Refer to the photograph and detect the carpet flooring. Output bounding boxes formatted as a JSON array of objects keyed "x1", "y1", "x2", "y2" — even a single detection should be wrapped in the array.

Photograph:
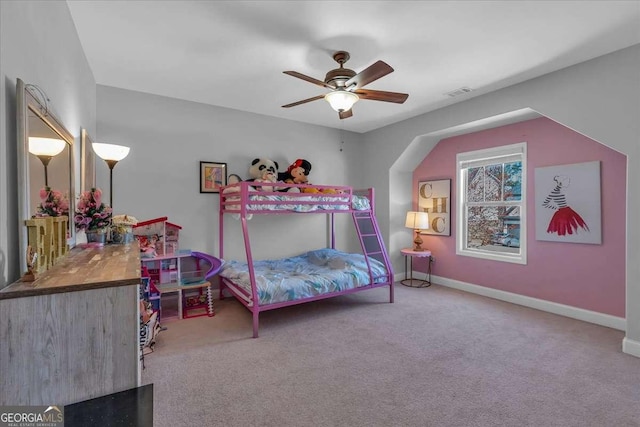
[{"x1": 142, "y1": 284, "x2": 640, "y2": 427}]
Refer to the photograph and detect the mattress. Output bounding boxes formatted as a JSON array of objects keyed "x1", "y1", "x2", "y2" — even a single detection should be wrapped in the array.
[
  {"x1": 219, "y1": 248, "x2": 388, "y2": 305},
  {"x1": 245, "y1": 193, "x2": 371, "y2": 212}
]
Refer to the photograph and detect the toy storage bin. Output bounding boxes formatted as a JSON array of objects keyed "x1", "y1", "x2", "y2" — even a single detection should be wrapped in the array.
[
  {"x1": 139, "y1": 251, "x2": 223, "y2": 321},
  {"x1": 179, "y1": 256, "x2": 207, "y2": 285}
]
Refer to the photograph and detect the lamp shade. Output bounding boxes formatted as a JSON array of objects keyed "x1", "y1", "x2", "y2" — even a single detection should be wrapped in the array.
[
  {"x1": 28, "y1": 137, "x2": 66, "y2": 157},
  {"x1": 324, "y1": 90, "x2": 359, "y2": 112},
  {"x1": 92, "y1": 143, "x2": 130, "y2": 161},
  {"x1": 405, "y1": 211, "x2": 429, "y2": 230}
]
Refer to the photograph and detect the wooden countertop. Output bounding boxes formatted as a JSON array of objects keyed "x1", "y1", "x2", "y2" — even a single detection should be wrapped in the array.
[{"x1": 0, "y1": 244, "x2": 141, "y2": 300}]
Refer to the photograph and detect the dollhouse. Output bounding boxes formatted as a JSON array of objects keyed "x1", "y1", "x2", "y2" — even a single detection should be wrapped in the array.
[{"x1": 132, "y1": 216, "x2": 182, "y2": 256}]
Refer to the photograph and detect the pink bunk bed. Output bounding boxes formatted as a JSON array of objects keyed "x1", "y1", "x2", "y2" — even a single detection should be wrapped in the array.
[{"x1": 218, "y1": 181, "x2": 394, "y2": 337}]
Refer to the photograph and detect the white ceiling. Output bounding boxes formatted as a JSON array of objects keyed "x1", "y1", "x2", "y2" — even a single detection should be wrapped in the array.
[{"x1": 66, "y1": 1, "x2": 640, "y2": 134}]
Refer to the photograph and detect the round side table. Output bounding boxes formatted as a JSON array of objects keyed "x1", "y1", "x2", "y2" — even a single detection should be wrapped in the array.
[{"x1": 400, "y1": 248, "x2": 432, "y2": 288}]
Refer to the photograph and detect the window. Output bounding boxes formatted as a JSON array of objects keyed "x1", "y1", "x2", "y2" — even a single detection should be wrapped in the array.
[{"x1": 456, "y1": 143, "x2": 527, "y2": 264}]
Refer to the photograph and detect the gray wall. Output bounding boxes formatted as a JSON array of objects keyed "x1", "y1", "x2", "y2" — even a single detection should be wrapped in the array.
[
  {"x1": 96, "y1": 86, "x2": 365, "y2": 261},
  {"x1": 0, "y1": 0, "x2": 96, "y2": 287}
]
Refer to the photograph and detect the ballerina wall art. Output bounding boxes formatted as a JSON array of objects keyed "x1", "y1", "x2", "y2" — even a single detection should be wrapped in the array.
[{"x1": 534, "y1": 160, "x2": 601, "y2": 244}]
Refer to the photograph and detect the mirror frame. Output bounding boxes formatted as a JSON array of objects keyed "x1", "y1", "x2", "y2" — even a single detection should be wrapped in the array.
[
  {"x1": 80, "y1": 128, "x2": 96, "y2": 193},
  {"x1": 17, "y1": 78, "x2": 76, "y2": 274}
]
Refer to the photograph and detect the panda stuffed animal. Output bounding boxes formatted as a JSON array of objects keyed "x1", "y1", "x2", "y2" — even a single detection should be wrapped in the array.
[
  {"x1": 247, "y1": 158, "x2": 298, "y2": 192},
  {"x1": 246, "y1": 158, "x2": 279, "y2": 191},
  {"x1": 248, "y1": 158, "x2": 278, "y2": 181}
]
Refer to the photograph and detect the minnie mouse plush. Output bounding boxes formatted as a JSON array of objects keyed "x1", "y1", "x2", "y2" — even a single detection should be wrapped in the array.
[
  {"x1": 282, "y1": 158, "x2": 342, "y2": 194},
  {"x1": 282, "y1": 159, "x2": 312, "y2": 185}
]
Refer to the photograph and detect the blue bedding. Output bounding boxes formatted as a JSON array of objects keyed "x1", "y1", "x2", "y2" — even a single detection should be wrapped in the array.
[{"x1": 219, "y1": 248, "x2": 388, "y2": 305}]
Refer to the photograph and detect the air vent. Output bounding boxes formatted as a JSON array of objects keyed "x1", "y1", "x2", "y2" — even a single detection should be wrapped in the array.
[{"x1": 445, "y1": 87, "x2": 473, "y2": 98}]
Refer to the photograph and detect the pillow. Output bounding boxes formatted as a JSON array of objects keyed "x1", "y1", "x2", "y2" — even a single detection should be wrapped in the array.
[
  {"x1": 327, "y1": 257, "x2": 346, "y2": 270},
  {"x1": 307, "y1": 251, "x2": 324, "y2": 266},
  {"x1": 307, "y1": 250, "x2": 346, "y2": 269}
]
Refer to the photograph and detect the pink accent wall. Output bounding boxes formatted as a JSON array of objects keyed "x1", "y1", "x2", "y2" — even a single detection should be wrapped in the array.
[{"x1": 413, "y1": 117, "x2": 627, "y2": 317}]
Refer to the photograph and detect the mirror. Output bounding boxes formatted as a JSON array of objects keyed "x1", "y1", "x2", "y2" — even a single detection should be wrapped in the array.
[
  {"x1": 17, "y1": 78, "x2": 75, "y2": 274},
  {"x1": 81, "y1": 128, "x2": 96, "y2": 193}
]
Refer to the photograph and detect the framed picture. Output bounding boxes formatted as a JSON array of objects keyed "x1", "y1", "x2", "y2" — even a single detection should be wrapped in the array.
[
  {"x1": 534, "y1": 160, "x2": 601, "y2": 244},
  {"x1": 199, "y1": 161, "x2": 227, "y2": 193},
  {"x1": 418, "y1": 179, "x2": 451, "y2": 236}
]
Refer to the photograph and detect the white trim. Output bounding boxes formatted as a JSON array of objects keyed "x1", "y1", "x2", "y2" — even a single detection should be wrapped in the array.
[
  {"x1": 406, "y1": 272, "x2": 626, "y2": 331},
  {"x1": 394, "y1": 272, "x2": 406, "y2": 283},
  {"x1": 460, "y1": 154, "x2": 523, "y2": 169},
  {"x1": 457, "y1": 143, "x2": 527, "y2": 164},
  {"x1": 622, "y1": 338, "x2": 640, "y2": 358},
  {"x1": 456, "y1": 142, "x2": 527, "y2": 265},
  {"x1": 454, "y1": 248, "x2": 525, "y2": 265}
]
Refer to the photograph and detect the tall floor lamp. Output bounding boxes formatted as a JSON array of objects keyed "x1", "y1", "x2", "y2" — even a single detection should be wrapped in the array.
[
  {"x1": 92, "y1": 143, "x2": 130, "y2": 209},
  {"x1": 405, "y1": 211, "x2": 430, "y2": 251},
  {"x1": 28, "y1": 137, "x2": 66, "y2": 186}
]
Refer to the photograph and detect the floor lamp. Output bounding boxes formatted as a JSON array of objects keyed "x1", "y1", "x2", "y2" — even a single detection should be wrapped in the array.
[
  {"x1": 92, "y1": 143, "x2": 130, "y2": 209},
  {"x1": 28, "y1": 137, "x2": 66, "y2": 187}
]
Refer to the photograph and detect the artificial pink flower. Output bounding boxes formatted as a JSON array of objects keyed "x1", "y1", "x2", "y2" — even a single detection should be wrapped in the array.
[
  {"x1": 36, "y1": 187, "x2": 69, "y2": 218},
  {"x1": 40, "y1": 187, "x2": 50, "y2": 201},
  {"x1": 74, "y1": 187, "x2": 111, "y2": 231},
  {"x1": 92, "y1": 188, "x2": 102, "y2": 206}
]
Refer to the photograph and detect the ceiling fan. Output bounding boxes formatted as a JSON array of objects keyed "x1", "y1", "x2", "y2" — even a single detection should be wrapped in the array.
[{"x1": 282, "y1": 51, "x2": 409, "y2": 119}]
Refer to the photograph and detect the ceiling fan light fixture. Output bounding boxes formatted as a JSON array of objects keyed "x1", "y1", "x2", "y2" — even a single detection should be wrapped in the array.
[
  {"x1": 283, "y1": 51, "x2": 405, "y2": 119},
  {"x1": 324, "y1": 90, "x2": 359, "y2": 112}
]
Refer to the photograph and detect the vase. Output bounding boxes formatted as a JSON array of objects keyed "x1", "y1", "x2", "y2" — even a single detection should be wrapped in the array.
[
  {"x1": 86, "y1": 229, "x2": 107, "y2": 244},
  {"x1": 111, "y1": 226, "x2": 134, "y2": 245}
]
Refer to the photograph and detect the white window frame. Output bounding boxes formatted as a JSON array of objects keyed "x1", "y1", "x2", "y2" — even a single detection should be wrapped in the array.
[{"x1": 456, "y1": 142, "x2": 527, "y2": 264}]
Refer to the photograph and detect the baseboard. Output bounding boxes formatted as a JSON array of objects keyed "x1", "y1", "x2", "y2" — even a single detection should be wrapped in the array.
[
  {"x1": 622, "y1": 337, "x2": 640, "y2": 358},
  {"x1": 402, "y1": 271, "x2": 626, "y2": 331},
  {"x1": 393, "y1": 272, "x2": 406, "y2": 283}
]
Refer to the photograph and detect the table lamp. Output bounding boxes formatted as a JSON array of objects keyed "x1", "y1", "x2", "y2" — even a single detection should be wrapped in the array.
[
  {"x1": 405, "y1": 211, "x2": 429, "y2": 251},
  {"x1": 92, "y1": 143, "x2": 130, "y2": 209},
  {"x1": 28, "y1": 137, "x2": 66, "y2": 186}
]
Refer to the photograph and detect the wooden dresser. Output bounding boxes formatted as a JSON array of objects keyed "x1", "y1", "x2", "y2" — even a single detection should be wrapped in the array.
[{"x1": 0, "y1": 244, "x2": 141, "y2": 406}]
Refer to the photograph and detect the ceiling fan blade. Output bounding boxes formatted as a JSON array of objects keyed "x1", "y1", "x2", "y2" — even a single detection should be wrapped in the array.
[
  {"x1": 339, "y1": 109, "x2": 353, "y2": 120},
  {"x1": 282, "y1": 94, "x2": 325, "y2": 108},
  {"x1": 354, "y1": 89, "x2": 408, "y2": 104},
  {"x1": 283, "y1": 71, "x2": 336, "y2": 89},
  {"x1": 345, "y1": 61, "x2": 394, "y2": 89}
]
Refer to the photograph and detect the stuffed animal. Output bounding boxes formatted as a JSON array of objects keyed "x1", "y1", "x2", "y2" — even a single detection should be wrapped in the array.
[
  {"x1": 281, "y1": 158, "x2": 315, "y2": 193},
  {"x1": 282, "y1": 158, "x2": 341, "y2": 194},
  {"x1": 253, "y1": 166, "x2": 278, "y2": 192},
  {"x1": 221, "y1": 173, "x2": 254, "y2": 220},
  {"x1": 248, "y1": 158, "x2": 305, "y2": 192},
  {"x1": 248, "y1": 158, "x2": 279, "y2": 182},
  {"x1": 228, "y1": 174, "x2": 242, "y2": 185},
  {"x1": 247, "y1": 158, "x2": 281, "y2": 192},
  {"x1": 228, "y1": 158, "x2": 302, "y2": 192},
  {"x1": 282, "y1": 159, "x2": 312, "y2": 185}
]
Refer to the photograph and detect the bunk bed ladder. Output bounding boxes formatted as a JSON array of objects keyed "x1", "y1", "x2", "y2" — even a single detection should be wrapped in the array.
[{"x1": 352, "y1": 211, "x2": 394, "y2": 303}]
